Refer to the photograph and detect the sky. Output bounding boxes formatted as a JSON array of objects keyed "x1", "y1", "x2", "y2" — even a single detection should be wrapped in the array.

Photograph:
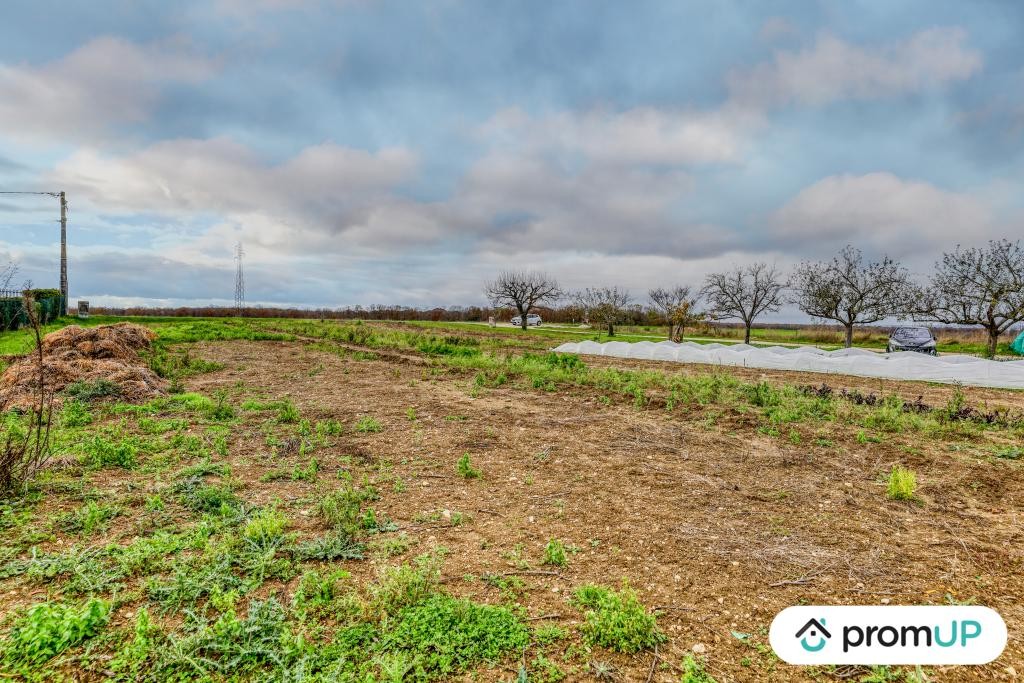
[{"x1": 0, "y1": 0, "x2": 1022, "y2": 313}]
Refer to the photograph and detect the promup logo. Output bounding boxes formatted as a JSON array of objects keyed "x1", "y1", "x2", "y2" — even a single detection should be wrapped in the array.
[
  {"x1": 770, "y1": 606, "x2": 1006, "y2": 665},
  {"x1": 795, "y1": 618, "x2": 831, "y2": 652}
]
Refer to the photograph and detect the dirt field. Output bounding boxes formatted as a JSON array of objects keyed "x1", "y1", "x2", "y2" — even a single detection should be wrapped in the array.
[
  {"x1": 2, "y1": 323, "x2": 1022, "y2": 682},
  {"x1": 188, "y1": 337, "x2": 1022, "y2": 681}
]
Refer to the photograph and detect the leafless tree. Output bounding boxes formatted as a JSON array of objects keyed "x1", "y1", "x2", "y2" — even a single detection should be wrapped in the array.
[
  {"x1": 701, "y1": 263, "x2": 786, "y2": 344},
  {"x1": 911, "y1": 239, "x2": 1024, "y2": 358},
  {"x1": 0, "y1": 261, "x2": 18, "y2": 293},
  {"x1": 791, "y1": 246, "x2": 912, "y2": 348},
  {"x1": 648, "y1": 286, "x2": 704, "y2": 341},
  {"x1": 484, "y1": 270, "x2": 561, "y2": 331},
  {"x1": 576, "y1": 286, "x2": 632, "y2": 336}
]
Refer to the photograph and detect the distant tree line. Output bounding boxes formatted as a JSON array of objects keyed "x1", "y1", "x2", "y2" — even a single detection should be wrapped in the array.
[{"x1": 483, "y1": 239, "x2": 1024, "y2": 357}]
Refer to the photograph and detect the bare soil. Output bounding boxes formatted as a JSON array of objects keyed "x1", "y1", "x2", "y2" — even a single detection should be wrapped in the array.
[{"x1": 174, "y1": 339, "x2": 1024, "y2": 682}]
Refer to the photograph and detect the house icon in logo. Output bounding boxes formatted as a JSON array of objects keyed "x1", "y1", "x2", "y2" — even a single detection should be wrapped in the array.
[{"x1": 796, "y1": 618, "x2": 831, "y2": 652}]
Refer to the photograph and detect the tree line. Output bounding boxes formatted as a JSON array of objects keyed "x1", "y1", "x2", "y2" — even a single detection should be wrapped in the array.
[{"x1": 484, "y1": 239, "x2": 1024, "y2": 357}]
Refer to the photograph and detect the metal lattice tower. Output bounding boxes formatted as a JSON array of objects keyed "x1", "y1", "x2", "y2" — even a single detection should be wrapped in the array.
[{"x1": 233, "y1": 242, "x2": 245, "y2": 316}]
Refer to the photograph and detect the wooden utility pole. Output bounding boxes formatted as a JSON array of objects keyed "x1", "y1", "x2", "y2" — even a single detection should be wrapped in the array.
[{"x1": 59, "y1": 191, "x2": 68, "y2": 307}]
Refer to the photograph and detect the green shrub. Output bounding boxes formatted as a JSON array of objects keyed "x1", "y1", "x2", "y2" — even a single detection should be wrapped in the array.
[
  {"x1": 456, "y1": 453, "x2": 480, "y2": 479},
  {"x1": 571, "y1": 583, "x2": 665, "y2": 653},
  {"x1": 1, "y1": 598, "x2": 110, "y2": 667},
  {"x1": 887, "y1": 466, "x2": 918, "y2": 501}
]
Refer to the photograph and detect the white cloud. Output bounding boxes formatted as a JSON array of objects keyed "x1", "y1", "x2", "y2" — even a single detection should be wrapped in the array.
[
  {"x1": 0, "y1": 37, "x2": 215, "y2": 142},
  {"x1": 770, "y1": 172, "x2": 996, "y2": 261},
  {"x1": 481, "y1": 106, "x2": 749, "y2": 166},
  {"x1": 728, "y1": 27, "x2": 982, "y2": 107},
  {"x1": 49, "y1": 138, "x2": 420, "y2": 255}
]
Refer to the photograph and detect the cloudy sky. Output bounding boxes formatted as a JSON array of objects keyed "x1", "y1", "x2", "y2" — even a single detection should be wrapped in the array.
[{"x1": 0, "y1": 0, "x2": 1022, "y2": 311}]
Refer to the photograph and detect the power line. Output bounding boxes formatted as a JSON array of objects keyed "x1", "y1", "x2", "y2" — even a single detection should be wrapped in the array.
[{"x1": 234, "y1": 242, "x2": 245, "y2": 317}]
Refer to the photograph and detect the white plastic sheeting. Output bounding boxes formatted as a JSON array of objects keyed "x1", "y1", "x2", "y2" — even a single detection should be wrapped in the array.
[{"x1": 551, "y1": 340, "x2": 1024, "y2": 389}]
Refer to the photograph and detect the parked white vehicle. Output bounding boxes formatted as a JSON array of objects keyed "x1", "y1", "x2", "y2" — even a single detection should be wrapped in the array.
[{"x1": 510, "y1": 313, "x2": 542, "y2": 327}]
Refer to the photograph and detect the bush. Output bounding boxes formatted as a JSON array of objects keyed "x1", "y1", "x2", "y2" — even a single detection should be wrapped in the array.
[{"x1": 571, "y1": 583, "x2": 665, "y2": 653}]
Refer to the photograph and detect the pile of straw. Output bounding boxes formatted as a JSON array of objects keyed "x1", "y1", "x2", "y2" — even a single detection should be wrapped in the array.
[{"x1": 0, "y1": 323, "x2": 167, "y2": 409}]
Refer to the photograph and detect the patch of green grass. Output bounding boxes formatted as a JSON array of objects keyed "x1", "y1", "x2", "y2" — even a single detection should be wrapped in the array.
[
  {"x1": 887, "y1": 466, "x2": 918, "y2": 501},
  {"x1": 571, "y1": 582, "x2": 665, "y2": 653},
  {"x1": 456, "y1": 453, "x2": 480, "y2": 479},
  {"x1": 1, "y1": 598, "x2": 110, "y2": 668}
]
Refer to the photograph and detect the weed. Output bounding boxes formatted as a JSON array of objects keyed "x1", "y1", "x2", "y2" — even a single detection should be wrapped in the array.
[
  {"x1": 995, "y1": 446, "x2": 1023, "y2": 460},
  {"x1": 529, "y1": 653, "x2": 566, "y2": 683},
  {"x1": 206, "y1": 390, "x2": 236, "y2": 421},
  {"x1": 60, "y1": 400, "x2": 93, "y2": 428},
  {"x1": 365, "y1": 550, "x2": 445, "y2": 621},
  {"x1": 64, "y1": 378, "x2": 120, "y2": 402},
  {"x1": 292, "y1": 531, "x2": 365, "y2": 561},
  {"x1": 291, "y1": 458, "x2": 319, "y2": 482},
  {"x1": 292, "y1": 568, "x2": 351, "y2": 616},
  {"x1": 276, "y1": 399, "x2": 300, "y2": 423},
  {"x1": 543, "y1": 538, "x2": 569, "y2": 568},
  {"x1": 368, "y1": 532, "x2": 414, "y2": 558},
  {"x1": 533, "y1": 624, "x2": 568, "y2": 646},
  {"x1": 355, "y1": 416, "x2": 383, "y2": 433},
  {"x1": 80, "y1": 434, "x2": 137, "y2": 469},
  {"x1": 57, "y1": 500, "x2": 121, "y2": 536},
  {"x1": 385, "y1": 593, "x2": 529, "y2": 677},
  {"x1": 680, "y1": 654, "x2": 718, "y2": 683},
  {"x1": 406, "y1": 407, "x2": 417, "y2": 421},
  {"x1": 571, "y1": 582, "x2": 665, "y2": 653},
  {"x1": 1, "y1": 598, "x2": 110, "y2": 668},
  {"x1": 456, "y1": 452, "x2": 481, "y2": 479},
  {"x1": 887, "y1": 466, "x2": 918, "y2": 501}
]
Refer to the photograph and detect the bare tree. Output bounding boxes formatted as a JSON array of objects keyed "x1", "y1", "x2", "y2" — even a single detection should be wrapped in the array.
[
  {"x1": 0, "y1": 260, "x2": 18, "y2": 293},
  {"x1": 701, "y1": 263, "x2": 786, "y2": 344},
  {"x1": 791, "y1": 246, "x2": 912, "y2": 348},
  {"x1": 648, "y1": 286, "x2": 704, "y2": 341},
  {"x1": 576, "y1": 286, "x2": 632, "y2": 336},
  {"x1": 911, "y1": 239, "x2": 1024, "y2": 358},
  {"x1": 484, "y1": 270, "x2": 561, "y2": 331}
]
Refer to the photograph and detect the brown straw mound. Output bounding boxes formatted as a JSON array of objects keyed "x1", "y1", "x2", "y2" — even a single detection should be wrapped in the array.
[{"x1": 0, "y1": 323, "x2": 168, "y2": 409}]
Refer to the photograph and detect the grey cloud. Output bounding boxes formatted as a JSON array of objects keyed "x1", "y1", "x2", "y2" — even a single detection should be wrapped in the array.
[
  {"x1": 728, "y1": 28, "x2": 982, "y2": 108},
  {"x1": 0, "y1": 37, "x2": 215, "y2": 142}
]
